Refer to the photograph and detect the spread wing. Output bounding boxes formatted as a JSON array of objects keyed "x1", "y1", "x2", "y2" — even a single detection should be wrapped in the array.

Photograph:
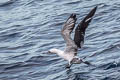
[
  {"x1": 74, "y1": 6, "x2": 97, "y2": 48},
  {"x1": 61, "y1": 14, "x2": 77, "y2": 53}
]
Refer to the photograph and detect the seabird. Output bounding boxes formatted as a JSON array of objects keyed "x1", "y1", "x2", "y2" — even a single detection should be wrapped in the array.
[{"x1": 48, "y1": 6, "x2": 97, "y2": 68}]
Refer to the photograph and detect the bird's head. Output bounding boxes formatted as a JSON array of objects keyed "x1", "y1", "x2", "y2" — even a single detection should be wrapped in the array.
[
  {"x1": 71, "y1": 56, "x2": 92, "y2": 66},
  {"x1": 71, "y1": 57, "x2": 83, "y2": 64}
]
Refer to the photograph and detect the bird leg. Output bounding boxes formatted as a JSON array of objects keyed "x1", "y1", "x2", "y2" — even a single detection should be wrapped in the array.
[{"x1": 65, "y1": 62, "x2": 72, "y2": 68}]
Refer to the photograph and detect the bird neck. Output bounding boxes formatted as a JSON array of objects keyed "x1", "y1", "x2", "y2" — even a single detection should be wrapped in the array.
[{"x1": 71, "y1": 56, "x2": 82, "y2": 64}]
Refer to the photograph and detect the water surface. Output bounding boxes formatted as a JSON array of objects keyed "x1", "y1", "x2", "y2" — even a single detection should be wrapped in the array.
[{"x1": 0, "y1": 0, "x2": 120, "y2": 80}]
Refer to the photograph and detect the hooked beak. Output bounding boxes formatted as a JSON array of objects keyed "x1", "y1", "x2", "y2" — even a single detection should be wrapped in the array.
[
  {"x1": 82, "y1": 60, "x2": 92, "y2": 65},
  {"x1": 80, "y1": 59, "x2": 94, "y2": 66}
]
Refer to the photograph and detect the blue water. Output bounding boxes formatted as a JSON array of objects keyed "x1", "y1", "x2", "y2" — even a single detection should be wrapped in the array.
[{"x1": 0, "y1": 0, "x2": 120, "y2": 80}]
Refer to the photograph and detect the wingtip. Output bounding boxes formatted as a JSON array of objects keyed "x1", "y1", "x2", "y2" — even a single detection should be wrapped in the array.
[
  {"x1": 95, "y1": 5, "x2": 98, "y2": 9},
  {"x1": 84, "y1": 5, "x2": 98, "y2": 20},
  {"x1": 70, "y1": 13, "x2": 76, "y2": 19},
  {"x1": 92, "y1": 6, "x2": 98, "y2": 12}
]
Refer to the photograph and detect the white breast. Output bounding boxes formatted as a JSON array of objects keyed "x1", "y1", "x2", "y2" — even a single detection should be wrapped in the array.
[{"x1": 57, "y1": 52, "x2": 74, "y2": 62}]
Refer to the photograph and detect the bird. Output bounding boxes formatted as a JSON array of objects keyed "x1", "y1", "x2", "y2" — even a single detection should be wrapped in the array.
[{"x1": 48, "y1": 6, "x2": 97, "y2": 68}]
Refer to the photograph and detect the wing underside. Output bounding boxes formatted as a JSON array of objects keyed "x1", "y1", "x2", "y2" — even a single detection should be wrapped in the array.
[{"x1": 61, "y1": 14, "x2": 77, "y2": 53}]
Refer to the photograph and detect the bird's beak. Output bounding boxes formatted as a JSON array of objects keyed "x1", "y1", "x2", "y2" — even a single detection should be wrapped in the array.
[
  {"x1": 81, "y1": 59, "x2": 94, "y2": 66},
  {"x1": 83, "y1": 61, "x2": 92, "y2": 65}
]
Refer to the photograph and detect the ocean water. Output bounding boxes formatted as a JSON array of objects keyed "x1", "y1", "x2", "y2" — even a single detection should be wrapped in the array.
[{"x1": 0, "y1": 0, "x2": 120, "y2": 80}]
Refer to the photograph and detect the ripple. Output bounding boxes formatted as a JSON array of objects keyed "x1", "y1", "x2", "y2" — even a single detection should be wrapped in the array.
[
  {"x1": 0, "y1": 0, "x2": 120, "y2": 80},
  {"x1": 0, "y1": 0, "x2": 15, "y2": 7}
]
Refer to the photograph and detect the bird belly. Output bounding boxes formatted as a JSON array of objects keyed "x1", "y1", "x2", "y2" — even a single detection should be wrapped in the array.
[
  {"x1": 57, "y1": 52, "x2": 74, "y2": 62},
  {"x1": 62, "y1": 53, "x2": 74, "y2": 62}
]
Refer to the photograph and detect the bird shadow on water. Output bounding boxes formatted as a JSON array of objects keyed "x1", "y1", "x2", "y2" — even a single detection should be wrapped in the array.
[{"x1": 65, "y1": 68, "x2": 91, "y2": 80}]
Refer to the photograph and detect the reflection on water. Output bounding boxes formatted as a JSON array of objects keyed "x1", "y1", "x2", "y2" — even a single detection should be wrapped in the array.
[{"x1": 0, "y1": 0, "x2": 120, "y2": 80}]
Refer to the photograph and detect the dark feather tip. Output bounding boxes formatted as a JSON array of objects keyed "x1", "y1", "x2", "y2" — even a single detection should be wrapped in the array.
[{"x1": 70, "y1": 13, "x2": 76, "y2": 19}]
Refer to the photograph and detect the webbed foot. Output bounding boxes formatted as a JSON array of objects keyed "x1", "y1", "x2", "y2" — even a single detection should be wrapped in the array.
[
  {"x1": 65, "y1": 64, "x2": 71, "y2": 68},
  {"x1": 65, "y1": 62, "x2": 73, "y2": 69}
]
